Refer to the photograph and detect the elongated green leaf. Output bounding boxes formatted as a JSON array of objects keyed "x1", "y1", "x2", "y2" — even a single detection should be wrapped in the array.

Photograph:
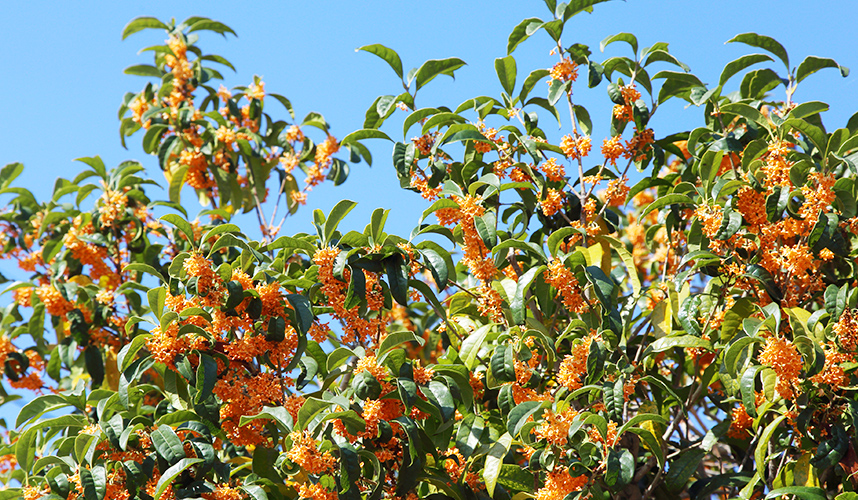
[
  {"x1": 155, "y1": 458, "x2": 203, "y2": 500},
  {"x1": 507, "y1": 18, "x2": 543, "y2": 54},
  {"x1": 649, "y1": 335, "x2": 711, "y2": 353},
  {"x1": 151, "y1": 426, "x2": 185, "y2": 465},
  {"x1": 296, "y1": 397, "x2": 330, "y2": 430},
  {"x1": 341, "y1": 129, "x2": 393, "y2": 145},
  {"x1": 756, "y1": 415, "x2": 787, "y2": 481},
  {"x1": 459, "y1": 324, "x2": 490, "y2": 369},
  {"x1": 160, "y1": 214, "x2": 196, "y2": 248},
  {"x1": 796, "y1": 56, "x2": 849, "y2": 83},
  {"x1": 511, "y1": 266, "x2": 543, "y2": 325},
  {"x1": 122, "y1": 17, "x2": 169, "y2": 39},
  {"x1": 666, "y1": 448, "x2": 706, "y2": 491},
  {"x1": 640, "y1": 194, "x2": 696, "y2": 220},
  {"x1": 324, "y1": 199, "x2": 358, "y2": 245},
  {"x1": 601, "y1": 32, "x2": 638, "y2": 55},
  {"x1": 495, "y1": 55, "x2": 517, "y2": 95},
  {"x1": 764, "y1": 487, "x2": 827, "y2": 500},
  {"x1": 726, "y1": 33, "x2": 789, "y2": 69},
  {"x1": 484, "y1": 432, "x2": 513, "y2": 496},
  {"x1": 507, "y1": 401, "x2": 544, "y2": 437},
  {"x1": 719, "y1": 54, "x2": 772, "y2": 86},
  {"x1": 415, "y1": 58, "x2": 467, "y2": 91},
  {"x1": 357, "y1": 44, "x2": 404, "y2": 79}
]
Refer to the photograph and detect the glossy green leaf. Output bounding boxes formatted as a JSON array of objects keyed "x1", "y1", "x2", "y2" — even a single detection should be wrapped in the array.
[
  {"x1": 495, "y1": 55, "x2": 517, "y2": 95},
  {"x1": 122, "y1": 17, "x2": 169, "y2": 39},
  {"x1": 484, "y1": 432, "x2": 512, "y2": 496},
  {"x1": 727, "y1": 33, "x2": 789, "y2": 69},
  {"x1": 357, "y1": 44, "x2": 404, "y2": 79},
  {"x1": 796, "y1": 55, "x2": 849, "y2": 84},
  {"x1": 719, "y1": 54, "x2": 773, "y2": 87},
  {"x1": 154, "y1": 458, "x2": 203, "y2": 500},
  {"x1": 415, "y1": 57, "x2": 467, "y2": 91}
]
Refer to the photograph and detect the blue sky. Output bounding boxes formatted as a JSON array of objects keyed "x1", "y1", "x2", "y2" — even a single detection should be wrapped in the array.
[{"x1": 1, "y1": 0, "x2": 856, "y2": 243}]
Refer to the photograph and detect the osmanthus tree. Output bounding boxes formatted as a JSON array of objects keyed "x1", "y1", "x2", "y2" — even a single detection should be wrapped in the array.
[{"x1": 1, "y1": 1, "x2": 858, "y2": 499}]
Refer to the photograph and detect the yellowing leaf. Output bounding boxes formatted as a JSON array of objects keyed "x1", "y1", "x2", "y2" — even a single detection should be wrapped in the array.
[{"x1": 652, "y1": 301, "x2": 672, "y2": 338}]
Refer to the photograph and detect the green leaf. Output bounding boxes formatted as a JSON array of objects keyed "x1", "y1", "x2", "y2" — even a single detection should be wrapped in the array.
[
  {"x1": 507, "y1": 18, "x2": 543, "y2": 55},
  {"x1": 187, "y1": 19, "x2": 237, "y2": 37},
  {"x1": 296, "y1": 397, "x2": 330, "y2": 431},
  {"x1": 124, "y1": 64, "x2": 162, "y2": 77},
  {"x1": 756, "y1": 415, "x2": 787, "y2": 481},
  {"x1": 154, "y1": 458, "x2": 204, "y2": 500},
  {"x1": 422, "y1": 380, "x2": 455, "y2": 421},
  {"x1": 147, "y1": 286, "x2": 166, "y2": 320},
  {"x1": 385, "y1": 253, "x2": 410, "y2": 306},
  {"x1": 665, "y1": 448, "x2": 706, "y2": 491},
  {"x1": 765, "y1": 487, "x2": 828, "y2": 500},
  {"x1": 511, "y1": 266, "x2": 543, "y2": 325},
  {"x1": 379, "y1": 330, "x2": 425, "y2": 359},
  {"x1": 796, "y1": 56, "x2": 849, "y2": 84},
  {"x1": 459, "y1": 324, "x2": 490, "y2": 369},
  {"x1": 122, "y1": 16, "x2": 169, "y2": 39},
  {"x1": 117, "y1": 334, "x2": 152, "y2": 372},
  {"x1": 547, "y1": 79, "x2": 569, "y2": 106},
  {"x1": 726, "y1": 33, "x2": 789, "y2": 70},
  {"x1": 507, "y1": 401, "x2": 545, "y2": 437},
  {"x1": 605, "y1": 448, "x2": 635, "y2": 488},
  {"x1": 15, "y1": 394, "x2": 70, "y2": 428},
  {"x1": 415, "y1": 57, "x2": 467, "y2": 91},
  {"x1": 495, "y1": 55, "x2": 517, "y2": 95},
  {"x1": 787, "y1": 101, "x2": 829, "y2": 120},
  {"x1": 357, "y1": 44, "x2": 404, "y2": 79},
  {"x1": 80, "y1": 466, "x2": 107, "y2": 500},
  {"x1": 341, "y1": 129, "x2": 393, "y2": 145},
  {"x1": 151, "y1": 425, "x2": 186, "y2": 465},
  {"x1": 639, "y1": 194, "x2": 696, "y2": 221},
  {"x1": 782, "y1": 118, "x2": 827, "y2": 153},
  {"x1": 599, "y1": 236, "x2": 641, "y2": 296},
  {"x1": 600, "y1": 32, "x2": 638, "y2": 55},
  {"x1": 484, "y1": 432, "x2": 513, "y2": 496},
  {"x1": 324, "y1": 199, "x2": 358, "y2": 245},
  {"x1": 160, "y1": 214, "x2": 197, "y2": 248},
  {"x1": 719, "y1": 54, "x2": 773, "y2": 87},
  {"x1": 649, "y1": 335, "x2": 711, "y2": 353},
  {"x1": 720, "y1": 102, "x2": 770, "y2": 131}
]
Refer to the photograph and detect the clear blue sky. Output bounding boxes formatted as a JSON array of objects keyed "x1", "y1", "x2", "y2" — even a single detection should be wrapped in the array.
[{"x1": 1, "y1": 1, "x2": 856, "y2": 242}]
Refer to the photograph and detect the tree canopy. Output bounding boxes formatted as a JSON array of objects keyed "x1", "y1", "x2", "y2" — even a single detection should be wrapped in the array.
[{"x1": 1, "y1": 2, "x2": 857, "y2": 500}]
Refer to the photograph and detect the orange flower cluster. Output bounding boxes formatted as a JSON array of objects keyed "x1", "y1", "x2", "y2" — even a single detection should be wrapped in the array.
[
  {"x1": 760, "y1": 139, "x2": 794, "y2": 187},
  {"x1": 215, "y1": 370, "x2": 286, "y2": 446},
  {"x1": 409, "y1": 168, "x2": 442, "y2": 200},
  {"x1": 833, "y1": 308, "x2": 858, "y2": 352},
  {"x1": 560, "y1": 134, "x2": 592, "y2": 161},
  {"x1": 726, "y1": 404, "x2": 754, "y2": 439},
  {"x1": 286, "y1": 431, "x2": 337, "y2": 474},
  {"x1": 540, "y1": 189, "x2": 565, "y2": 217},
  {"x1": 298, "y1": 483, "x2": 338, "y2": 500},
  {"x1": 313, "y1": 247, "x2": 390, "y2": 345},
  {"x1": 695, "y1": 204, "x2": 724, "y2": 239},
  {"x1": 601, "y1": 136, "x2": 625, "y2": 166},
  {"x1": 758, "y1": 336, "x2": 802, "y2": 399},
  {"x1": 535, "y1": 469, "x2": 588, "y2": 500},
  {"x1": 184, "y1": 253, "x2": 224, "y2": 305},
  {"x1": 535, "y1": 408, "x2": 578, "y2": 446},
  {"x1": 306, "y1": 135, "x2": 340, "y2": 186},
  {"x1": 63, "y1": 215, "x2": 118, "y2": 289},
  {"x1": 543, "y1": 260, "x2": 589, "y2": 314},
  {"x1": 539, "y1": 157, "x2": 565, "y2": 182},
  {"x1": 549, "y1": 57, "x2": 579, "y2": 83},
  {"x1": 611, "y1": 84, "x2": 641, "y2": 123},
  {"x1": 623, "y1": 128, "x2": 654, "y2": 162},
  {"x1": 558, "y1": 331, "x2": 600, "y2": 391},
  {"x1": 604, "y1": 176, "x2": 630, "y2": 206}
]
